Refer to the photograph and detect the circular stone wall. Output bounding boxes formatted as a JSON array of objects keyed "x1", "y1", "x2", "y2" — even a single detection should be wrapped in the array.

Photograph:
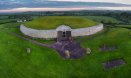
[{"x1": 20, "y1": 24, "x2": 104, "y2": 39}]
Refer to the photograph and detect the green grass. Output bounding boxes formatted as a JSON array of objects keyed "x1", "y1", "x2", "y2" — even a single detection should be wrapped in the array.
[
  {"x1": 0, "y1": 16, "x2": 16, "y2": 24},
  {"x1": 0, "y1": 19, "x2": 16, "y2": 24},
  {"x1": 0, "y1": 16, "x2": 8, "y2": 20},
  {"x1": 84, "y1": 16, "x2": 123, "y2": 24},
  {"x1": 115, "y1": 25, "x2": 131, "y2": 28},
  {"x1": 0, "y1": 21, "x2": 131, "y2": 78},
  {"x1": 24, "y1": 16, "x2": 99, "y2": 29}
]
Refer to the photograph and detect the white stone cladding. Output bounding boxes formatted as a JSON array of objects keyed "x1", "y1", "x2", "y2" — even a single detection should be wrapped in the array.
[
  {"x1": 72, "y1": 24, "x2": 103, "y2": 37},
  {"x1": 20, "y1": 24, "x2": 103, "y2": 39},
  {"x1": 20, "y1": 25, "x2": 57, "y2": 38}
]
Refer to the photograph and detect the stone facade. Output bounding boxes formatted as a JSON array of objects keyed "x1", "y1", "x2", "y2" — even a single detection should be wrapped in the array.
[
  {"x1": 72, "y1": 24, "x2": 103, "y2": 37},
  {"x1": 20, "y1": 24, "x2": 103, "y2": 39}
]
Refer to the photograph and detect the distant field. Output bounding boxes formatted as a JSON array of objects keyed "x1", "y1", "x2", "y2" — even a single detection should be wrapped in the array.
[
  {"x1": 116, "y1": 25, "x2": 131, "y2": 28},
  {"x1": 0, "y1": 16, "x2": 16, "y2": 24},
  {"x1": 0, "y1": 19, "x2": 16, "y2": 24},
  {"x1": 0, "y1": 15, "x2": 8, "y2": 20},
  {"x1": 84, "y1": 16, "x2": 123, "y2": 24},
  {"x1": 25, "y1": 16, "x2": 99, "y2": 29}
]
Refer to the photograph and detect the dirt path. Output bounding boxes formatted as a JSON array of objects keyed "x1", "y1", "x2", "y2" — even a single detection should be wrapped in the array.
[{"x1": 9, "y1": 32, "x2": 52, "y2": 48}]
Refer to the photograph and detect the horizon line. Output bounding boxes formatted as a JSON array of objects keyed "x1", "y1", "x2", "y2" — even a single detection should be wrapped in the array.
[{"x1": 0, "y1": 7, "x2": 131, "y2": 13}]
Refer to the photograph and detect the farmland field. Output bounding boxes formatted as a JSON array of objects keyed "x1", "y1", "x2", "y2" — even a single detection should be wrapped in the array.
[{"x1": 84, "y1": 16, "x2": 123, "y2": 24}]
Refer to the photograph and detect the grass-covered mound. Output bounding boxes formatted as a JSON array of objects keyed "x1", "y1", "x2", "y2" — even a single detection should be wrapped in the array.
[{"x1": 24, "y1": 16, "x2": 98, "y2": 29}]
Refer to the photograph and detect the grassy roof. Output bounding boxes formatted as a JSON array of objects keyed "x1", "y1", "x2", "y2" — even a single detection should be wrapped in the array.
[{"x1": 24, "y1": 16, "x2": 99, "y2": 30}]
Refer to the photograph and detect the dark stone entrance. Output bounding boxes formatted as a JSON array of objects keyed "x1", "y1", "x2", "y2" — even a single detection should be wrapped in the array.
[
  {"x1": 57, "y1": 31, "x2": 71, "y2": 41},
  {"x1": 54, "y1": 25, "x2": 86, "y2": 59}
]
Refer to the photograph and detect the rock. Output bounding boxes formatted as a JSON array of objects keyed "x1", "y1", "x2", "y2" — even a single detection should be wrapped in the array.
[
  {"x1": 86, "y1": 48, "x2": 91, "y2": 54},
  {"x1": 103, "y1": 58, "x2": 126, "y2": 70},
  {"x1": 27, "y1": 48, "x2": 31, "y2": 54},
  {"x1": 64, "y1": 50, "x2": 70, "y2": 58},
  {"x1": 99, "y1": 44, "x2": 117, "y2": 52}
]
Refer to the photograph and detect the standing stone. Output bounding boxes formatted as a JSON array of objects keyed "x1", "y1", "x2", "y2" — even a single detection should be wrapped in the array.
[
  {"x1": 86, "y1": 48, "x2": 91, "y2": 54},
  {"x1": 27, "y1": 48, "x2": 31, "y2": 54},
  {"x1": 65, "y1": 50, "x2": 70, "y2": 58}
]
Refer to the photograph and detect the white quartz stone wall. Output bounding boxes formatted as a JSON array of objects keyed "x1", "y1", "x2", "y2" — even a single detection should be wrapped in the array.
[
  {"x1": 20, "y1": 25, "x2": 57, "y2": 38},
  {"x1": 72, "y1": 24, "x2": 103, "y2": 37},
  {"x1": 20, "y1": 24, "x2": 103, "y2": 39}
]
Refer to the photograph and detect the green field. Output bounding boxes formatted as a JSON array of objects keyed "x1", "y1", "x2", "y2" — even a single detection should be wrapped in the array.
[
  {"x1": 84, "y1": 16, "x2": 123, "y2": 24},
  {"x1": 0, "y1": 16, "x2": 131, "y2": 78},
  {"x1": 0, "y1": 16, "x2": 9, "y2": 20},
  {"x1": 0, "y1": 16, "x2": 16, "y2": 24},
  {"x1": 0, "y1": 19, "x2": 16, "y2": 24},
  {"x1": 25, "y1": 16, "x2": 98, "y2": 29},
  {"x1": 0, "y1": 20, "x2": 131, "y2": 78}
]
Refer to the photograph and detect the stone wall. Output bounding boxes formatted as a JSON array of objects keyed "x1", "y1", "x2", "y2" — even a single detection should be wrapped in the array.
[
  {"x1": 20, "y1": 24, "x2": 103, "y2": 39},
  {"x1": 72, "y1": 24, "x2": 103, "y2": 37}
]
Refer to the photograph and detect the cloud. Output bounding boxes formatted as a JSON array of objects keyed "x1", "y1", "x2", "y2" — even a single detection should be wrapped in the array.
[
  {"x1": 0, "y1": 1, "x2": 130, "y2": 10},
  {"x1": 0, "y1": 7, "x2": 93, "y2": 12},
  {"x1": 0, "y1": 0, "x2": 131, "y2": 12},
  {"x1": 49, "y1": 0, "x2": 131, "y2": 4},
  {"x1": 1, "y1": 6, "x2": 131, "y2": 13}
]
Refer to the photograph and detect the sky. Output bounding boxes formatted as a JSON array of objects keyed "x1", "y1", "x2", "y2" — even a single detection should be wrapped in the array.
[
  {"x1": 50, "y1": 0, "x2": 131, "y2": 4},
  {"x1": 0, "y1": 0, "x2": 131, "y2": 12}
]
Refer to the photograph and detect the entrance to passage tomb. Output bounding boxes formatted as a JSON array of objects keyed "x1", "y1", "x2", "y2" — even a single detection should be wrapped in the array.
[
  {"x1": 53, "y1": 25, "x2": 86, "y2": 59},
  {"x1": 56, "y1": 25, "x2": 72, "y2": 41}
]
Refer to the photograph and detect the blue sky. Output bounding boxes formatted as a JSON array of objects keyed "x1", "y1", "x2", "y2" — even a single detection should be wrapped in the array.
[{"x1": 0, "y1": 0, "x2": 131, "y2": 12}]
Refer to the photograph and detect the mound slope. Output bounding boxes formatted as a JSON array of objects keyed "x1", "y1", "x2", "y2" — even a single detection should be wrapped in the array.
[{"x1": 24, "y1": 16, "x2": 98, "y2": 29}]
